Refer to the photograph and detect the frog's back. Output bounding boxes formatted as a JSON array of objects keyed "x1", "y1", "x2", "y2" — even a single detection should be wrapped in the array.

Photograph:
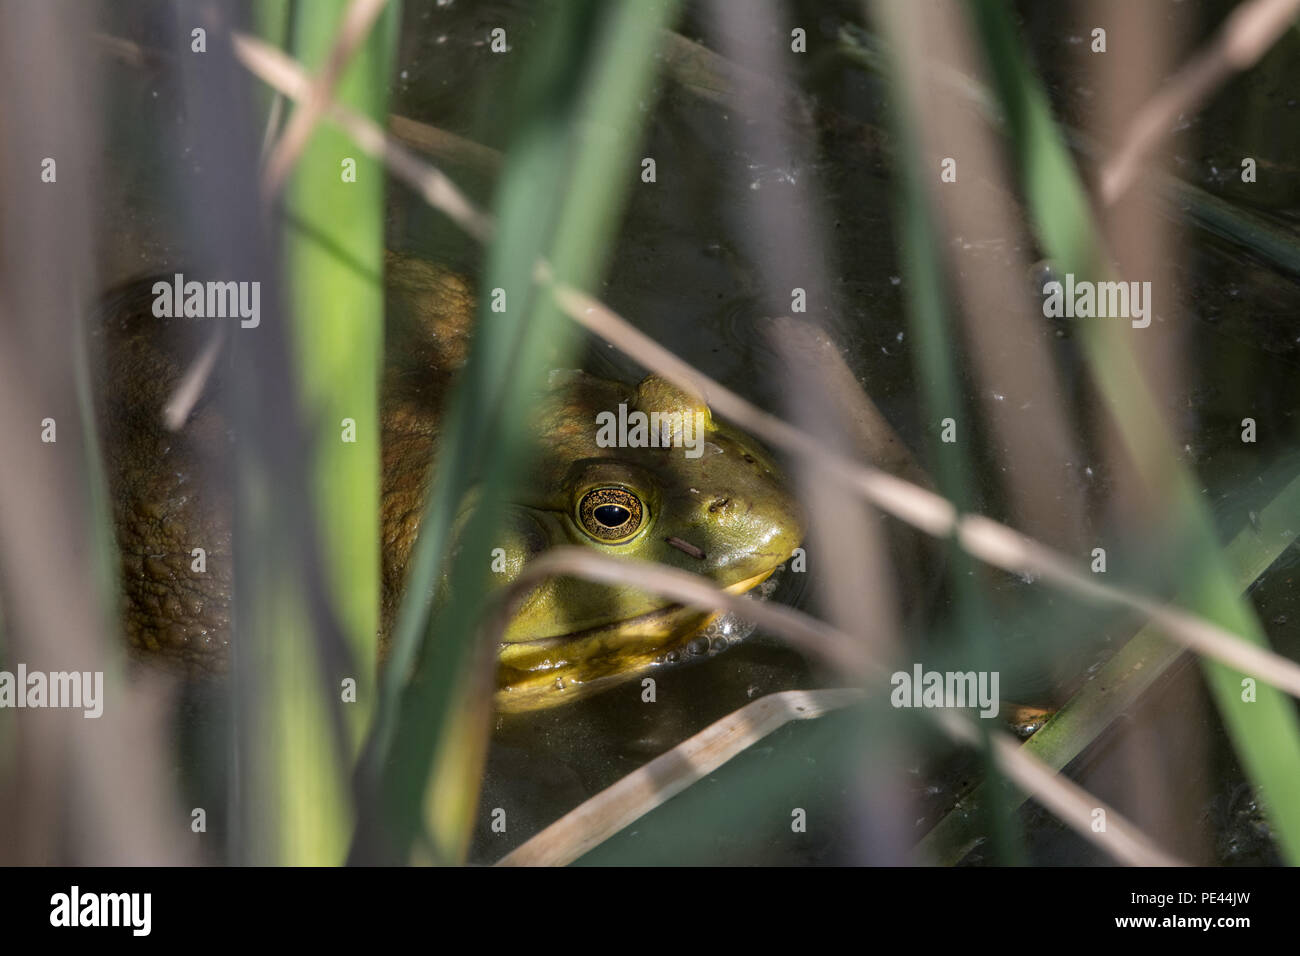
[
  {"x1": 91, "y1": 278, "x2": 234, "y2": 671},
  {"x1": 94, "y1": 255, "x2": 477, "y2": 674}
]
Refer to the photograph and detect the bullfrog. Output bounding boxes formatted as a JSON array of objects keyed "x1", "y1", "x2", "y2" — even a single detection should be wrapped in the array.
[{"x1": 93, "y1": 253, "x2": 803, "y2": 712}]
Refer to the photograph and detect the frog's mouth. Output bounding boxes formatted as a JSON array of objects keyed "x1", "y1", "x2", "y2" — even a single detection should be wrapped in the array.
[{"x1": 495, "y1": 566, "x2": 778, "y2": 713}]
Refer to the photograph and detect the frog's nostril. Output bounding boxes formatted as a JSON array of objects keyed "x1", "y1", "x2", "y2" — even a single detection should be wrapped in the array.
[{"x1": 708, "y1": 496, "x2": 730, "y2": 513}]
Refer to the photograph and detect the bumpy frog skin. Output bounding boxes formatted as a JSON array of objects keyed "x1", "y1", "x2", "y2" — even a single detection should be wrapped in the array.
[{"x1": 95, "y1": 253, "x2": 803, "y2": 712}]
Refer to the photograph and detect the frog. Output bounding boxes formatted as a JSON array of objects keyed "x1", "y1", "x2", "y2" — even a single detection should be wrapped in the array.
[{"x1": 92, "y1": 252, "x2": 803, "y2": 712}]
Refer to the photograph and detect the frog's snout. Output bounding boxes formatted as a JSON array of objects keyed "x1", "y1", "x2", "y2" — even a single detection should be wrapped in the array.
[{"x1": 695, "y1": 454, "x2": 804, "y2": 588}]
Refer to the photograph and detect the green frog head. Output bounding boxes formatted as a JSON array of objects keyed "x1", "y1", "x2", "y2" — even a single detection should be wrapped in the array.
[{"x1": 485, "y1": 371, "x2": 803, "y2": 710}]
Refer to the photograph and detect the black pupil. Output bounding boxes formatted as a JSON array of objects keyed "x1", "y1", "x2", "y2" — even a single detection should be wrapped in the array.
[{"x1": 594, "y1": 504, "x2": 630, "y2": 527}]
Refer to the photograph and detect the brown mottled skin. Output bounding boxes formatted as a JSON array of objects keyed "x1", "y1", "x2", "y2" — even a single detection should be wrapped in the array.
[
  {"x1": 94, "y1": 254, "x2": 803, "y2": 710},
  {"x1": 91, "y1": 278, "x2": 234, "y2": 671},
  {"x1": 375, "y1": 254, "x2": 475, "y2": 639},
  {"x1": 93, "y1": 254, "x2": 474, "y2": 673}
]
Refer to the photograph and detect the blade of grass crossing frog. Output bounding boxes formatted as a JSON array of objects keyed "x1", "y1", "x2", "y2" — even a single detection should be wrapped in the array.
[
  {"x1": 364, "y1": 3, "x2": 592, "y2": 866},
  {"x1": 284, "y1": 0, "x2": 396, "y2": 734},
  {"x1": 261, "y1": 0, "x2": 398, "y2": 864},
  {"x1": 370, "y1": 0, "x2": 683, "y2": 865},
  {"x1": 966, "y1": 0, "x2": 1300, "y2": 863}
]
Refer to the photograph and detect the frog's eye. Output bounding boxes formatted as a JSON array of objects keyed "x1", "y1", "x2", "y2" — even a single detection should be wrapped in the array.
[{"x1": 577, "y1": 487, "x2": 645, "y2": 543}]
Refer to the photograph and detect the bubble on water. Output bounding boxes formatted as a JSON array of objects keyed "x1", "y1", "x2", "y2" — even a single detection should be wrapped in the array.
[
  {"x1": 756, "y1": 563, "x2": 784, "y2": 599},
  {"x1": 692, "y1": 562, "x2": 788, "y2": 655},
  {"x1": 700, "y1": 613, "x2": 750, "y2": 645}
]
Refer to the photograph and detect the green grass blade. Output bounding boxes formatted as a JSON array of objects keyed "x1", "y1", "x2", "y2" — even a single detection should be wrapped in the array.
[
  {"x1": 921, "y1": 455, "x2": 1300, "y2": 862},
  {"x1": 364, "y1": 0, "x2": 682, "y2": 865},
  {"x1": 966, "y1": 0, "x2": 1300, "y2": 862},
  {"x1": 283, "y1": 0, "x2": 396, "y2": 728},
  {"x1": 251, "y1": 0, "x2": 398, "y2": 865}
]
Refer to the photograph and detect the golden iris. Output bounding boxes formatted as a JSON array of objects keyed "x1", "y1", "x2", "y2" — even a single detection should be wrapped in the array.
[{"x1": 577, "y1": 487, "x2": 645, "y2": 542}]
